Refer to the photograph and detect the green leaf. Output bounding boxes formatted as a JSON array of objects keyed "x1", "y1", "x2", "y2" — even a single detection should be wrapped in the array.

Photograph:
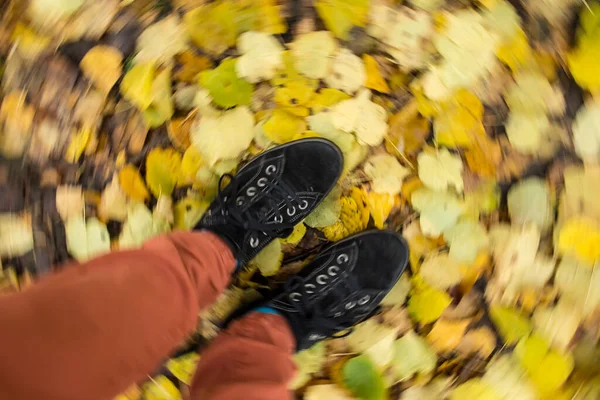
[
  {"x1": 342, "y1": 355, "x2": 387, "y2": 400},
  {"x1": 199, "y1": 58, "x2": 253, "y2": 108}
]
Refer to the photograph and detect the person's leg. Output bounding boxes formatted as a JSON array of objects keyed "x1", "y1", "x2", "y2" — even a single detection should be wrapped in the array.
[
  {"x1": 0, "y1": 231, "x2": 235, "y2": 400},
  {"x1": 190, "y1": 312, "x2": 296, "y2": 400},
  {"x1": 189, "y1": 230, "x2": 409, "y2": 400}
]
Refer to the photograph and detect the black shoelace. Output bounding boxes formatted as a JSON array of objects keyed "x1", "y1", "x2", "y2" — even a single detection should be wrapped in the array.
[
  {"x1": 215, "y1": 173, "x2": 300, "y2": 235},
  {"x1": 283, "y1": 272, "x2": 364, "y2": 340}
]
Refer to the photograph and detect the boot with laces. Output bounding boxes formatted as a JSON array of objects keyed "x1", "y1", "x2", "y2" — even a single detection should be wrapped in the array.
[
  {"x1": 229, "y1": 230, "x2": 409, "y2": 351},
  {"x1": 196, "y1": 138, "x2": 343, "y2": 269}
]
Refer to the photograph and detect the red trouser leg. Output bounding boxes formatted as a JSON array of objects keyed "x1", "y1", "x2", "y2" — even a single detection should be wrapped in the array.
[
  {"x1": 0, "y1": 231, "x2": 235, "y2": 400},
  {"x1": 189, "y1": 313, "x2": 297, "y2": 400}
]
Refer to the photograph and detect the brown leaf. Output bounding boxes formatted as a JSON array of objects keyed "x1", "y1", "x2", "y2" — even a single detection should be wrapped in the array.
[
  {"x1": 456, "y1": 327, "x2": 496, "y2": 359},
  {"x1": 167, "y1": 112, "x2": 196, "y2": 151},
  {"x1": 174, "y1": 51, "x2": 213, "y2": 83}
]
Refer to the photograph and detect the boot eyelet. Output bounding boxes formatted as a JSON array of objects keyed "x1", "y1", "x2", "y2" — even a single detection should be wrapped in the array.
[
  {"x1": 266, "y1": 165, "x2": 277, "y2": 175},
  {"x1": 247, "y1": 187, "x2": 257, "y2": 196},
  {"x1": 273, "y1": 215, "x2": 283, "y2": 223},
  {"x1": 221, "y1": 209, "x2": 229, "y2": 216},
  {"x1": 358, "y1": 295, "x2": 370, "y2": 305},
  {"x1": 316, "y1": 275, "x2": 328, "y2": 285},
  {"x1": 290, "y1": 292, "x2": 301, "y2": 302},
  {"x1": 337, "y1": 254, "x2": 349, "y2": 264},
  {"x1": 287, "y1": 206, "x2": 296, "y2": 216},
  {"x1": 257, "y1": 177, "x2": 268, "y2": 187},
  {"x1": 305, "y1": 284, "x2": 316, "y2": 294},
  {"x1": 298, "y1": 200, "x2": 309, "y2": 210},
  {"x1": 249, "y1": 236, "x2": 259, "y2": 248},
  {"x1": 345, "y1": 301, "x2": 356, "y2": 310},
  {"x1": 328, "y1": 266, "x2": 340, "y2": 276},
  {"x1": 236, "y1": 196, "x2": 244, "y2": 206}
]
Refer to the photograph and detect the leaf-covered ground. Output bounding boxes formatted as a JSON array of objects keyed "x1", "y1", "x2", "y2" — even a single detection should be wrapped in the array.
[{"x1": 1, "y1": 0, "x2": 600, "y2": 399}]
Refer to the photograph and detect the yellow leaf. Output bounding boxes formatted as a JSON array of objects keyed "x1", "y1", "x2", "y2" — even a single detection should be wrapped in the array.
[
  {"x1": 281, "y1": 223, "x2": 307, "y2": 246},
  {"x1": 419, "y1": 253, "x2": 462, "y2": 290},
  {"x1": 362, "y1": 190, "x2": 394, "y2": 229},
  {"x1": 392, "y1": 331, "x2": 437, "y2": 381},
  {"x1": 515, "y1": 335, "x2": 574, "y2": 395},
  {"x1": 119, "y1": 165, "x2": 151, "y2": 202},
  {"x1": 315, "y1": 0, "x2": 369, "y2": 40},
  {"x1": 143, "y1": 68, "x2": 175, "y2": 128},
  {"x1": 0, "y1": 91, "x2": 34, "y2": 158},
  {"x1": 98, "y1": 179, "x2": 128, "y2": 222},
  {"x1": 81, "y1": 45, "x2": 123, "y2": 94},
  {"x1": 174, "y1": 197, "x2": 209, "y2": 230},
  {"x1": 178, "y1": 146, "x2": 205, "y2": 187},
  {"x1": 363, "y1": 55, "x2": 390, "y2": 94},
  {"x1": 236, "y1": 31, "x2": 284, "y2": 83},
  {"x1": 146, "y1": 148, "x2": 182, "y2": 198},
  {"x1": 427, "y1": 319, "x2": 470, "y2": 353},
  {"x1": 322, "y1": 188, "x2": 369, "y2": 242},
  {"x1": 168, "y1": 113, "x2": 195, "y2": 151},
  {"x1": 558, "y1": 217, "x2": 600, "y2": 265},
  {"x1": 290, "y1": 343, "x2": 327, "y2": 389},
  {"x1": 275, "y1": 81, "x2": 317, "y2": 109},
  {"x1": 184, "y1": 2, "x2": 238, "y2": 57},
  {"x1": 433, "y1": 90, "x2": 485, "y2": 148},
  {"x1": 65, "y1": 125, "x2": 92, "y2": 163},
  {"x1": 250, "y1": 239, "x2": 283, "y2": 277},
  {"x1": 120, "y1": 63, "x2": 156, "y2": 110},
  {"x1": 0, "y1": 213, "x2": 34, "y2": 258},
  {"x1": 450, "y1": 379, "x2": 502, "y2": 400},
  {"x1": 309, "y1": 88, "x2": 351, "y2": 114},
  {"x1": 408, "y1": 280, "x2": 452, "y2": 324},
  {"x1": 386, "y1": 100, "x2": 430, "y2": 157},
  {"x1": 496, "y1": 28, "x2": 533, "y2": 73},
  {"x1": 489, "y1": 305, "x2": 532, "y2": 345},
  {"x1": 165, "y1": 353, "x2": 200, "y2": 385},
  {"x1": 11, "y1": 22, "x2": 51, "y2": 60},
  {"x1": 263, "y1": 110, "x2": 307, "y2": 144},
  {"x1": 141, "y1": 375, "x2": 181, "y2": 400}
]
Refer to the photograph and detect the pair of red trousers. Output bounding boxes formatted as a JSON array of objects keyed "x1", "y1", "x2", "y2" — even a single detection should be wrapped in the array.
[{"x1": 0, "y1": 231, "x2": 296, "y2": 400}]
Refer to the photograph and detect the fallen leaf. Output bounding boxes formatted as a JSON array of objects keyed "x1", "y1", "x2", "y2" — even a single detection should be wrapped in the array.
[
  {"x1": 119, "y1": 165, "x2": 151, "y2": 203},
  {"x1": 489, "y1": 305, "x2": 532, "y2": 345},
  {"x1": 508, "y1": 177, "x2": 553, "y2": 232},
  {"x1": 141, "y1": 375, "x2": 181, "y2": 400},
  {"x1": 343, "y1": 355, "x2": 387, "y2": 400},
  {"x1": 290, "y1": 31, "x2": 337, "y2": 80},
  {"x1": 236, "y1": 31, "x2": 284, "y2": 83},
  {"x1": 200, "y1": 58, "x2": 253, "y2": 109},
  {"x1": 135, "y1": 16, "x2": 188, "y2": 65},
  {"x1": 444, "y1": 220, "x2": 489, "y2": 264},
  {"x1": 120, "y1": 63, "x2": 156, "y2": 110},
  {"x1": 65, "y1": 216, "x2": 111, "y2": 261},
  {"x1": 362, "y1": 190, "x2": 394, "y2": 229},
  {"x1": 184, "y1": 2, "x2": 238, "y2": 57},
  {"x1": 325, "y1": 48, "x2": 366, "y2": 94},
  {"x1": 0, "y1": 213, "x2": 35, "y2": 258},
  {"x1": 533, "y1": 298, "x2": 582, "y2": 352},
  {"x1": 408, "y1": 279, "x2": 452, "y2": 324},
  {"x1": 305, "y1": 384, "x2": 353, "y2": 400},
  {"x1": 364, "y1": 153, "x2": 410, "y2": 195},
  {"x1": 146, "y1": 148, "x2": 182, "y2": 198},
  {"x1": 417, "y1": 149, "x2": 464, "y2": 193},
  {"x1": 315, "y1": 0, "x2": 369, "y2": 40},
  {"x1": 450, "y1": 379, "x2": 501, "y2": 400},
  {"x1": 557, "y1": 216, "x2": 600, "y2": 265},
  {"x1": 427, "y1": 319, "x2": 470, "y2": 353},
  {"x1": 392, "y1": 330, "x2": 437, "y2": 381},
  {"x1": 165, "y1": 353, "x2": 200, "y2": 386},
  {"x1": 249, "y1": 239, "x2": 283, "y2": 277},
  {"x1": 190, "y1": 106, "x2": 254, "y2": 165},
  {"x1": 363, "y1": 54, "x2": 390, "y2": 94},
  {"x1": 290, "y1": 342, "x2": 326, "y2": 390},
  {"x1": 411, "y1": 188, "x2": 465, "y2": 237},
  {"x1": 419, "y1": 252, "x2": 462, "y2": 290},
  {"x1": 80, "y1": 45, "x2": 123, "y2": 94},
  {"x1": 98, "y1": 178, "x2": 128, "y2": 222}
]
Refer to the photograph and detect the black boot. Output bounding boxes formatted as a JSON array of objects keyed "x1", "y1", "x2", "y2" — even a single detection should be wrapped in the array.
[
  {"x1": 230, "y1": 230, "x2": 409, "y2": 351},
  {"x1": 197, "y1": 138, "x2": 343, "y2": 269}
]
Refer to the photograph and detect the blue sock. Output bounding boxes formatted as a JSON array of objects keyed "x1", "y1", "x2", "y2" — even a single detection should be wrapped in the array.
[{"x1": 254, "y1": 306, "x2": 280, "y2": 315}]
